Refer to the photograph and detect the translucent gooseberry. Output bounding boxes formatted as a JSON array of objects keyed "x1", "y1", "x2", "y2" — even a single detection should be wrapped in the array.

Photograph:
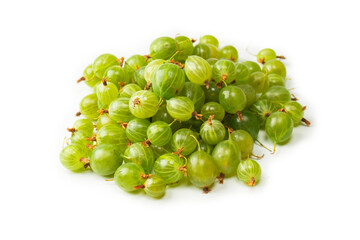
[
  {"x1": 96, "y1": 79, "x2": 119, "y2": 106},
  {"x1": 219, "y1": 45, "x2": 238, "y2": 62},
  {"x1": 144, "y1": 59, "x2": 166, "y2": 85},
  {"x1": 125, "y1": 118, "x2": 151, "y2": 143},
  {"x1": 69, "y1": 118, "x2": 94, "y2": 136},
  {"x1": 147, "y1": 121, "x2": 172, "y2": 146},
  {"x1": 150, "y1": 37, "x2": 177, "y2": 60},
  {"x1": 211, "y1": 139, "x2": 241, "y2": 178},
  {"x1": 202, "y1": 80, "x2": 220, "y2": 102},
  {"x1": 179, "y1": 82, "x2": 205, "y2": 112},
  {"x1": 260, "y1": 86, "x2": 291, "y2": 104},
  {"x1": 226, "y1": 110, "x2": 260, "y2": 140},
  {"x1": 200, "y1": 116, "x2": 226, "y2": 145},
  {"x1": 199, "y1": 35, "x2": 219, "y2": 48},
  {"x1": 152, "y1": 63, "x2": 185, "y2": 99},
  {"x1": 166, "y1": 96, "x2": 201, "y2": 121},
  {"x1": 265, "y1": 112, "x2": 294, "y2": 152},
  {"x1": 283, "y1": 101, "x2": 310, "y2": 126},
  {"x1": 96, "y1": 114, "x2": 115, "y2": 131},
  {"x1": 229, "y1": 129, "x2": 254, "y2": 160},
  {"x1": 234, "y1": 62, "x2": 250, "y2": 85},
  {"x1": 78, "y1": 93, "x2": 99, "y2": 120},
  {"x1": 114, "y1": 162, "x2": 148, "y2": 192},
  {"x1": 108, "y1": 97, "x2": 134, "y2": 123},
  {"x1": 129, "y1": 90, "x2": 159, "y2": 119},
  {"x1": 241, "y1": 61, "x2": 261, "y2": 74},
  {"x1": 96, "y1": 124, "x2": 128, "y2": 152},
  {"x1": 92, "y1": 53, "x2": 120, "y2": 78},
  {"x1": 184, "y1": 55, "x2": 212, "y2": 85},
  {"x1": 152, "y1": 105, "x2": 181, "y2": 133},
  {"x1": 119, "y1": 83, "x2": 141, "y2": 98},
  {"x1": 235, "y1": 84, "x2": 257, "y2": 109},
  {"x1": 103, "y1": 65, "x2": 130, "y2": 90},
  {"x1": 248, "y1": 71, "x2": 269, "y2": 93},
  {"x1": 123, "y1": 142, "x2": 155, "y2": 174},
  {"x1": 142, "y1": 175, "x2": 167, "y2": 198},
  {"x1": 193, "y1": 43, "x2": 211, "y2": 59},
  {"x1": 134, "y1": 66, "x2": 147, "y2": 89},
  {"x1": 170, "y1": 128, "x2": 197, "y2": 157},
  {"x1": 124, "y1": 54, "x2": 149, "y2": 73},
  {"x1": 212, "y1": 59, "x2": 236, "y2": 84},
  {"x1": 262, "y1": 59, "x2": 286, "y2": 77},
  {"x1": 268, "y1": 73, "x2": 285, "y2": 87},
  {"x1": 90, "y1": 144, "x2": 123, "y2": 176},
  {"x1": 249, "y1": 99, "x2": 282, "y2": 127},
  {"x1": 153, "y1": 153, "x2": 186, "y2": 184},
  {"x1": 174, "y1": 36, "x2": 194, "y2": 62},
  {"x1": 237, "y1": 159, "x2": 261, "y2": 186},
  {"x1": 77, "y1": 64, "x2": 101, "y2": 88},
  {"x1": 255, "y1": 48, "x2": 285, "y2": 64},
  {"x1": 219, "y1": 86, "x2": 247, "y2": 119},
  {"x1": 60, "y1": 144, "x2": 90, "y2": 172},
  {"x1": 201, "y1": 102, "x2": 225, "y2": 121}
]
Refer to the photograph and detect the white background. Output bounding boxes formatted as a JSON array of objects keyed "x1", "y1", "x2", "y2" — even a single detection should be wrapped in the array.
[{"x1": 1, "y1": 0, "x2": 359, "y2": 239}]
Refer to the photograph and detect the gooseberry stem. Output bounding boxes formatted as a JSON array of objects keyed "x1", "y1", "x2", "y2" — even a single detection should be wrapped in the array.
[
  {"x1": 301, "y1": 118, "x2": 311, "y2": 126},
  {"x1": 105, "y1": 179, "x2": 114, "y2": 181},
  {"x1": 190, "y1": 135, "x2": 201, "y2": 151},
  {"x1": 277, "y1": 55, "x2": 286, "y2": 59},
  {"x1": 169, "y1": 119, "x2": 177, "y2": 126},
  {"x1": 255, "y1": 139, "x2": 272, "y2": 153},
  {"x1": 250, "y1": 153, "x2": 264, "y2": 159},
  {"x1": 168, "y1": 50, "x2": 180, "y2": 61},
  {"x1": 271, "y1": 142, "x2": 277, "y2": 155},
  {"x1": 77, "y1": 76, "x2": 85, "y2": 83}
]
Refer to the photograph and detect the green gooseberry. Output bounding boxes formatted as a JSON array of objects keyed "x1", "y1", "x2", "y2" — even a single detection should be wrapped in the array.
[
  {"x1": 248, "y1": 71, "x2": 269, "y2": 93},
  {"x1": 206, "y1": 58, "x2": 218, "y2": 68},
  {"x1": 108, "y1": 97, "x2": 134, "y2": 123},
  {"x1": 170, "y1": 128, "x2": 197, "y2": 156},
  {"x1": 79, "y1": 93, "x2": 99, "y2": 120},
  {"x1": 114, "y1": 162, "x2": 147, "y2": 192},
  {"x1": 265, "y1": 112, "x2": 294, "y2": 152},
  {"x1": 200, "y1": 117, "x2": 225, "y2": 145},
  {"x1": 129, "y1": 90, "x2": 159, "y2": 118},
  {"x1": 152, "y1": 105, "x2": 181, "y2": 133},
  {"x1": 249, "y1": 99, "x2": 282, "y2": 127},
  {"x1": 255, "y1": 48, "x2": 284, "y2": 64},
  {"x1": 226, "y1": 110, "x2": 260, "y2": 140},
  {"x1": 96, "y1": 114, "x2": 115, "y2": 131},
  {"x1": 229, "y1": 130, "x2": 254, "y2": 160},
  {"x1": 201, "y1": 102, "x2": 225, "y2": 121},
  {"x1": 70, "y1": 118, "x2": 94, "y2": 136},
  {"x1": 212, "y1": 59, "x2": 236, "y2": 84},
  {"x1": 134, "y1": 66, "x2": 147, "y2": 89},
  {"x1": 92, "y1": 53, "x2": 119, "y2": 78},
  {"x1": 219, "y1": 86, "x2": 247, "y2": 117},
  {"x1": 78, "y1": 64, "x2": 101, "y2": 88},
  {"x1": 125, "y1": 118, "x2": 151, "y2": 143},
  {"x1": 96, "y1": 124, "x2": 128, "y2": 152},
  {"x1": 147, "y1": 121, "x2": 172, "y2": 146},
  {"x1": 174, "y1": 36, "x2": 194, "y2": 61},
  {"x1": 199, "y1": 139, "x2": 213, "y2": 154},
  {"x1": 150, "y1": 37, "x2": 177, "y2": 60},
  {"x1": 268, "y1": 73, "x2": 285, "y2": 87},
  {"x1": 119, "y1": 83, "x2": 142, "y2": 98},
  {"x1": 124, "y1": 54, "x2": 149, "y2": 73},
  {"x1": 241, "y1": 61, "x2": 261, "y2": 74},
  {"x1": 211, "y1": 139, "x2": 241, "y2": 177},
  {"x1": 184, "y1": 55, "x2": 212, "y2": 85},
  {"x1": 60, "y1": 144, "x2": 90, "y2": 172},
  {"x1": 208, "y1": 44, "x2": 220, "y2": 59},
  {"x1": 234, "y1": 62, "x2": 250, "y2": 85},
  {"x1": 144, "y1": 59, "x2": 166, "y2": 84},
  {"x1": 262, "y1": 59, "x2": 286, "y2": 77},
  {"x1": 96, "y1": 80, "x2": 119, "y2": 106},
  {"x1": 166, "y1": 96, "x2": 199, "y2": 121},
  {"x1": 103, "y1": 65, "x2": 130, "y2": 90},
  {"x1": 70, "y1": 131, "x2": 93, "y2": 147},
  {"x1": 143, "y1": 175, "x2": 167, "y2": 198},
  {"x1": 152, "y1": 63, "x2": 185, "y2": 99},
  {"x1": 150, "y1": 144, "x2": 172, "y2": 159},
  {"x1": 90, "y1": 144, "x2": 123, "y2": 176},
  {"x1": 202, "y1": 80, "x2": 220, "y2": 102},
  {"x1": 237, "y1": 159, "x2": 261, "y2": 186},
  {"x1": 193, "y1": 43, "x2": 211, "y2": 59},
  {"x1": 283, "y1": 101, "x2": 310, "y2": 126},
  {"x1": 153, "y1": 153, "x2": 186, "y2": 184},
  {"x1": 199, "y1": 35, "x2": 219, "y2": 48},
  {"x1": 123, "y1": 142, "x2": 155, "y2": 174},
  {"x1": 219, "y1": 45, "x2": 238, "y2": 62},
  {"x1": 260, "y1": 86, "x2": 291, "y2": 104}
]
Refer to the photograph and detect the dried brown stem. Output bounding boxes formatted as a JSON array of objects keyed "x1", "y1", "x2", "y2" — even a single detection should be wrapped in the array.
[
  {"x1": 77, "y1": 76, "x2": 86, "y2": 83},
  {"x1": 277, "y1": 55, "x2": 286, "y2": 59},
  {"x1": 301, "y1": 118, "x2": 311, "y2": 126},
  {"x1": 132, "y1": 97, "x2": 141, "y2": 107},
  {"x1": 237, "y1": 111, "x2": 243, "y2": 121},
  {"x1": 207, "y1": 115, "x2": 215, "y2": 125},
  {"x1": 75, "y1": 112, "x2": 81, "y2": 117},
  {"x1": 217, "y1": 173, "x2": 225, "y2": 184},
  {"x1": 133, "y1": 185, "x2": 145, "y2": 190},
  {"x1": 178, "y1": 166, "x2": 187, "y2": 176},
  {"x1": 67, "y1": 128, "x2": 76, "y2": 133},
  {"x1": 117, "y1": 57, "x2": 125, "y2": 67},
  {"x1": 204, "y1": 80, "x2": 210, "y2": 89},
  {"x1": 97, "y1": 109, "x2": 109, "y2": 115},
  {"x1": 140, "y1": 173, "x2": 152, "y2": 179},
  {"x1": 291, "y1": 94, "x2": 298, "y2": 101},
  {"x1": 79, "y1": 158, "x2": 90, "y2": 168},
  {"x1": 141, "y1": 139, "x2": 151, "y2": 148},
  {"x1": 246, "y1": 177, "x2": 256, "y2": 187},
  {"x1": 202, "y1": 186, "x2": 212, "y2": 194},
  {"x1": 118, "y1": 122, "x2": 128, "y2": 129},
  {"x1": 192, "y1": 111, "x2": 203, "y2": 120},
  {"x1": 172, "y1": 147, "x2": 184, "y2": 158}
]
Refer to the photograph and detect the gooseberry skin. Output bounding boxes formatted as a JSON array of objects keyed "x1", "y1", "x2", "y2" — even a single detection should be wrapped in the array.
[
  {"x1": 248, "y1": 71, "x2": 269, "y2": 93},
  {"x1": 170, "y1": 128, "x2": 197, "y2": 156},
  {"x1": 212, "y1": 139, "x2": 241, "y2": 176},
  {"x1": 174, "y1": 36, "x2": 194, "y2": 61},
  {"x1": 249, "y1": 99, "x2": 282, "y2": 127},
  {"x1": 60, "y1": 144, "x2": 89, "y2": 172},
  {"x1": 152, "y1": 105, "x2": 181, "y2": 133},
  {"x1": 206, "y1": 58, "x2": 218, "y2": 68},
  {"x1": 151, "y1": 144, "x2": 171, "y2": 159},
  {"x1": 147, "y1": 121, "x2": 172, "y2": 147},
  {"x1": 129, "y1": 90, "x2": 159, "y2": 119},
  {"x1": 283, "y1": 101, "x2": 304, "y2": 126},
  {"x1": 237, "y1": 159, "x2": 261, "y2": 187},
  {"x1": 108, "y1": 97, "x2": 134, "y2": 123},
  {"x1": 212, "y1": 59, "x2": 236, "y2": 83},
  {"x1": 179, "y1": 82, "x2": 205, "y2": 112},
  {"x1": 235, "y1": 84, "x2": 257, "y2": 109},
  {"x1": 96, "y1": 114, "x2": 115, "y2": 130},
  {"x1": 96, "y1": 81, "x2": 119, "y2": 106},
  {"x1": 219, "y1": 86, "x2": 247, "y2": 114},
  {"x1": 260, "y1": 86, "x2": 291, "y2": 104},
  {"x1": 152, "y1": 63, "x2": 185, "y2": 99},
  {"x1": 184, "y1": 55, "x2": 212, "y2": 85},
  {"x1": 256, "y1": 48, "x2": 277, "y2": 64},
  {"x1": 263, "y1": 59, "x2": 286, "y2": 77},
  {"x1": 72, "y1": 118, "x2": 94, "y2": 136},
  {"x1": 187, "y1": 150, "x2": 218, "y2": 189},
  {"x1": 144, "y1": 59, "x2": 166, "y2": 84},
  {"x1": 93, "y1": 53, "x2": 119, "y2": 78},
  {"x1": 200, "y1": 119, "x2": 226, "y2": 145},
  {"x1": 124, "y1": 54, "x2": 148, "y2": 72},
  {"x1": 70, "y1": 131, "x2": 93, "y2": 147},
  {"x1": 103, "y1": 65, "x2": 130, "y2": 90},
  {"x1": 96, "y1": 124, "x2": 128, "y2": 152},
  {"x1": 150, "y1": 37, "x2": 177, "y2": 60},
  {"x1": 134, "y1": 66, "x2": 147, "y2": 89},
  {"x1": 242, "y1": 61, "x2": 261, "y2": 74},
  {"x1": 193, "y1": 43, "x2": 211, "y2": 59},
  {"x1": 219, "y1": 45, "x2": 238, "y2": 62},
  {"x1": 153, "y1": 153, "x2": 185, "y2": 184},
  {"x1": 202, "y1": 81, "x2": 220, "y2": 102},
  {"x1": 201, "y1": 102, "x2": 225, "y2": 121},
  {"x1": 200, "y1": 35, "x2": 219, "y2": 48},
  {"x1": 229, "y1": 130, "x2": 254, "y2": 160},
  {"x1": 267, "y1": 73, "x2": 285, "y2": 87},
  {"x1": 119, "y1": 84, "x2": 142, "y2": 98},
  {"x1": 235, "y1": 63, "x2": 250, "y2": 85},
  {"x1": 114, "y1": 163, "x2": 146, "y2": 192},
  {"x1": 143, "y1": 175, "x2": 167, "y2": 198},
  {"x1": 81, "y1": 64, "x2": 101, "y2": 88},
  {"x1": 79, "y1": 93, "x2": 99, "y2": 120},
  {"x1": 123, "y1": 142, "x2": 155, "y2": 174},
  {"x1": 227, "y1": 110, "x2": 260, "y2": 140},
  {"x1": 126, "y1": 118, "x2": 151, "y2": 143},
  {"x1": 265, "y1": 112, "x2": 294, "y2": 145},
  {"x1": 166, "y1": 96, "x2": 195, "y2": 121},
  {"x1": 90, "y1": 144, "x2": 123, "y2": 176},
  {"x1": 199, "y1": 139, "x2": 213, "y2": 154}
]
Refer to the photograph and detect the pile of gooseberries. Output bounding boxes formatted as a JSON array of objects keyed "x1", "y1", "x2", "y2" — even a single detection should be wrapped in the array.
[{"x1": 61, "y1": 34, "x2": 310, "y2": 198}]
